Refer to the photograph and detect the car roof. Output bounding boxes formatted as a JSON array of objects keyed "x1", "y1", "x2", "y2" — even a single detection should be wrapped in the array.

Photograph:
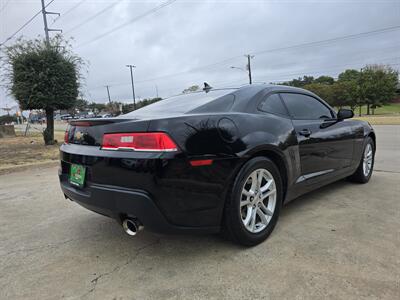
[
  {"x1": 233, "y1": 83, "x2": 317, "y2": 95},
  {"x1": 227, "y1": 84, "x2": 322, "y2": 113},
  {"x1": 121, "y1": 84, "x2": 322, "y2": 118}
]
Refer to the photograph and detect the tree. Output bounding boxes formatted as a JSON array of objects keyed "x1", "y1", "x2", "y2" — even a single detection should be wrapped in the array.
[
  {"x1": 281, "y1": 75, "x2": 315, "y2": 87},
  {"x1": 338, "y1": 69, "x2": 360, "y2": 82},
  {"x1": 87, "y1": 102, "x2": 106, "y2": 116},
  {"x1": 122, "y1": 97, "x2": 162, "y2": 114},
  {"x1": 337, "y1": 69, "x2": 361, "y2": 113},
  {"x1": 73, "y1": 99, "x2": 89, "y2": 112},
  {"x1": 314, "y1": 75, "x2": 335, "y2": 85},
  {"x1": 303, "y1": 83, "x2": 334, "y2": 105},
  {"x1": 105, "y1": 102, "x2": 122, "y2": 116},
  {"x1": 3, "y1": 35, "x2": 83, "y2": 144},
  {"x1": 359, "y1": 65, "x2": 398, "y2": 115},
  {"x1": 182, "y1": 85, "x2": 200, "y2": 94},
  {"x1": 330, "y1": 81, "x2": 359, "y2": 109}
]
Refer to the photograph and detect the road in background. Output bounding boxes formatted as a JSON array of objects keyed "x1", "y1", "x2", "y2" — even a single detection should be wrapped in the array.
[
  {"x1": 14, "y1": 121, "x2": 68, "y2": 133},
  {"x1": 0, "y1": 126, "x2": 399, "y2": 299},
  {"x1": 373, "y1": 125, "x2": 400, "y2": 173}
]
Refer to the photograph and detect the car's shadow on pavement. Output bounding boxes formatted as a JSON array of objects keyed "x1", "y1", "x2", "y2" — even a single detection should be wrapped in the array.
[
  {"x1": 281, "y1": 178, "x2": 352, "y2": 216},
  {"x1": 65, "y1": 177, "x2": 361, "y2": 263}
]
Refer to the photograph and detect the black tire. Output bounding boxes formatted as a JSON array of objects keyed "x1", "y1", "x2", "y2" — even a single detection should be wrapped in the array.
[
  {"x1": 348, "y1": 137, "x2": 375, "y2": 183},
  {"x1": 223, "y1": 157, "x2": 283, "y2": 246}
]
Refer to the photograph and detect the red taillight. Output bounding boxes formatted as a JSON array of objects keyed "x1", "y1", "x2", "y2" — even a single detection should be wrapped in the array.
[{"x1": 102, "y1": 132, "x2": 178, "y2": 152}]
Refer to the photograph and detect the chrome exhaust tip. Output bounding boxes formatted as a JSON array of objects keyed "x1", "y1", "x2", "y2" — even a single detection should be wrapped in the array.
[{"x1": 122, "y1": 218, "x2": 143, "y2": 236}]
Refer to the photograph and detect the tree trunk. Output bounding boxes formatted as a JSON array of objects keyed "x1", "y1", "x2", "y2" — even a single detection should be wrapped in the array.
[
  {"x1": 367, "y1": 104, "x2": 370, "y2": 115},
  {"x1": 43, "y1": 108, "x2": 55, "y2": 145},
  {"x1": 359, "y1": 105, "x2": 362, "y2": 117}
]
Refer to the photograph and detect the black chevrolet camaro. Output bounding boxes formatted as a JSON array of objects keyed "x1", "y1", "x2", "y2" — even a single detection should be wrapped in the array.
[{"x1": 59, "y1": 84, "x2": 375, "y2": 246}]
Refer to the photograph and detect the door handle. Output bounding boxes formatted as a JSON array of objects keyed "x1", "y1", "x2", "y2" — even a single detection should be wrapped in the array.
[{"x1": 298, "y1": 129, "x2": 312, "y2": 137}]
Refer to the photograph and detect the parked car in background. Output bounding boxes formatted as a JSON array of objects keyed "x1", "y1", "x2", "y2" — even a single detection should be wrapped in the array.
[
  {"x1": 60, "y1": 114, "x2": 73, "y2": 120},
  {"x1": 59, "y1": 84, "x2": 375, "y2": 246},
  {"x1": 101, "y1": 113, "x2": 113, "y2": 118}
]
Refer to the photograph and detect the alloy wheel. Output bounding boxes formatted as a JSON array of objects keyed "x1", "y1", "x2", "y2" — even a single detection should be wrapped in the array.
[
  {"x1": 240, "y1": 168, "x2": 277, "y2": 233},
  {"x1": 363, "y1": 143, "x2": 373, "y2": 177}
]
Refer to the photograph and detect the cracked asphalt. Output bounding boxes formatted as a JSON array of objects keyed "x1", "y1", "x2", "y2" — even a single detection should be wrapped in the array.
[{"x1": 0, "y1": 125, "x2": 399, "y2": 300}]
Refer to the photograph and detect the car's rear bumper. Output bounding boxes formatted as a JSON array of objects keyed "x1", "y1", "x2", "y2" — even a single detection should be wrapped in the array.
[{"x1": 59, "y1": 174, "x2": 220, "y2": 234}]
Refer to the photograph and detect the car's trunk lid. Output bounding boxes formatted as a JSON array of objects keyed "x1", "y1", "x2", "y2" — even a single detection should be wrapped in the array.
[{"x1": 67, "y1": 118, "x2": 150, "y2": 146}]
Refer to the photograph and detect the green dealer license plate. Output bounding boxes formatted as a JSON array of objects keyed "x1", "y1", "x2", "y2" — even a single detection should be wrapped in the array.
[{"x1": 69, "y1": 164, "x2": 86, "y2": 187}]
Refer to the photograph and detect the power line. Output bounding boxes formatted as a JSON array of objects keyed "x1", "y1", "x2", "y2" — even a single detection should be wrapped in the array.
[
  {"x1": 90, "y1": 55, "x2": 244, "y2": 89},
  {"x1": 255, "y1": 61, "x2": 400, "y2": 85},
  {"x1": 87, "y1": 25, "x2": 400, "y2": 91},
  {"x1": 252, "y1": 25, "x2": 400, "y2": 56},
  {"x1": 0, "y1": 0, "x2": 56, "y2": 47},
  {"x1": 94, "y1": 59, "x2": 400, "y2": 101},
  {"x1": 218, "y1": 57, "x2": 400, "y2": 87},
  {"x1": 64, "y1": 0, "x2": 122, "y2": 34},
  {"x1": 52, "y1": 0, "x2": 87, "y2": 24},
  {"x1": 268, "y1": 63, "x2": 400, "y2": 84},
  {"x1": 89, "y1": 50, "x2": 400, "y2": 92},
  {"x1": 134, "y1": 25, "x2": 400, "y2": 84},
  {"x1": 0, "y1": 0, "x2": 11, "y2": 13},
  {"x1": 76, "y1": 0, "x2": 177, "y2": 48}
]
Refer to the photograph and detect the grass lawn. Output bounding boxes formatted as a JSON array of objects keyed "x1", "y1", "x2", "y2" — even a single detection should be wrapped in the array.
[
  {"x1": 353, "y1": 103, "x2": 400, "y2": 115},
  {"x1": 0, "y1": 131, "x2": 64, "y2": 173},
  {"x1": 343, "y1": 102, "x2": 400, "y2": 124},
  {"x1": 0, "y1": 104, "x2": 399, "y2": 173},
  {"x1": 353, "y1": 115, "x2": 400, "y2": 125}
]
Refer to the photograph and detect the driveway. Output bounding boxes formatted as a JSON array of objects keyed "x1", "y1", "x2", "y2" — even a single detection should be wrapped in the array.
[{"x1": 0, "y1": 125, "x2": 399, "y2": 299}]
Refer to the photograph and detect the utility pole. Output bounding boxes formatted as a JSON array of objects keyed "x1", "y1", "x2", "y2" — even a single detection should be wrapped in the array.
[
  {"x1": 155, "y1": 84, "x2": 159, "y2": 98},
  {"x1": 126, "y1": 65, "x2": 136, "y2": 110},
  {"x1": 40, "y1": 0, "x2": 61, "y2": 45},
  {"x1": 105, "y1": 85, "x2": 111, "y2": 103},
  {"x1": 245, "y1": 54, "x2": 254, "y2": 84}
]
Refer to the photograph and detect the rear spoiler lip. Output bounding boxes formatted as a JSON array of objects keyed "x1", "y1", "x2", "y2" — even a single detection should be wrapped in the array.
[{"x1": 68, "y1": 118, "x2": 131, "y2": 126}]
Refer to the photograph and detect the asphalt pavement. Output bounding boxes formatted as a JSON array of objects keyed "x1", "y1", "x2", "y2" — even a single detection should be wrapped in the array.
[{"x1": 0, "y1": 125, "x2": 399, "y2": 300}]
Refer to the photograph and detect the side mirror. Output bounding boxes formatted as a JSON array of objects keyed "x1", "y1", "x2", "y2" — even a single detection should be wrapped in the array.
[{"x1": 337, "y1": 108, "x2": 354, "y2": 120}]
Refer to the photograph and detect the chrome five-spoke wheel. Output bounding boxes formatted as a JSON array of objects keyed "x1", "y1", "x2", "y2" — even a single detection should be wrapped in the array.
[
  {"x1": 240, "y1": 168, "x2": 277, "y2": 233},
  {"x1": 363, "y1": 143, "x2": 373, "y2": 177}
]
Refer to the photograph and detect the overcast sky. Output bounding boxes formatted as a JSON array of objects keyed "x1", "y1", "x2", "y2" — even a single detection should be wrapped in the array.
[{"x1": 1, "y1": 0, "x2": 399, "y2": 115}]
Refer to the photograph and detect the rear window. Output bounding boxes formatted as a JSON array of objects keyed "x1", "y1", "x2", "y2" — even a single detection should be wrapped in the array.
[{"x1": 123, "y1": 89, "x2": 235, "y2": 117}]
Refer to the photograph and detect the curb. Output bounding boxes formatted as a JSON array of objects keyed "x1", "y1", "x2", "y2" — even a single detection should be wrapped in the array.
[{"x1": 0, "y1": 161, "x2": 59, "y2": 176}]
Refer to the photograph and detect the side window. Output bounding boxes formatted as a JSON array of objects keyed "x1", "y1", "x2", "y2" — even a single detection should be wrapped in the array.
[
  {"x1": 280, "y1": 93, "x2": 333, "y2": 120},
  {"x1": 259, "y1": 93, "x2": 288, "y2": 116}
]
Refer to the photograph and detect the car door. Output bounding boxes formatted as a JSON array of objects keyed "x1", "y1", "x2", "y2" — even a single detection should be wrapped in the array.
[{"x1": 280, "y1": 92, "x2": 354, "y2": 182}]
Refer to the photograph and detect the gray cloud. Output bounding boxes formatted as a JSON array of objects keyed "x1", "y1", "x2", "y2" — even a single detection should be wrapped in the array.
[{"x1": 1, "y1": 0, "x2": 399, "y2": 114}]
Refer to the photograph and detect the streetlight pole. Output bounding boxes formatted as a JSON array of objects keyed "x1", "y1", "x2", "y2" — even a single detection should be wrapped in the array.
[
  {"x1": 230, "y1": 54, "x2": 254, "y2": 85},
  {"x1": 245, "y1": 54, "x2": 254, "y2": 85},
  {"x1": 126, "y1": 65, "x2": 136, "y2": 110},
  {"x1": 105, "y1": 85, "x2": 111, "y2": 103}
]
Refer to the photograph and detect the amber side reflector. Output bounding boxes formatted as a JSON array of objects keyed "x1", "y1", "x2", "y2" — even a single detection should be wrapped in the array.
[{"x1": 190, "y1": 159, "x2": 213, "y2": 167}]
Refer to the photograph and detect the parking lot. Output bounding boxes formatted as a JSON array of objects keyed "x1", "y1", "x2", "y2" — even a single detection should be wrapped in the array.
[{"x1": 0, "y1": 125, "x2": 399, "y2": 300}]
